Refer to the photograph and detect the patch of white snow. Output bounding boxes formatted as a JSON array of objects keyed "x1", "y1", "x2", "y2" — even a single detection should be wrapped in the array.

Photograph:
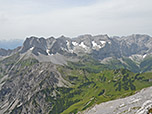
[
  {"x1": 79, "y1": 42, "x2": 87, "y2": 49},
  {"x1": 143, "y1": 54, "x2": 147, "y2": 58},
  {"x1": 100, "y1": 41, "x2": 106, "y2": 45},
  {"x1": 72, "y1": 42, "x2": 78, "y2": 46},
  {"x1": 92, "y1": 41, "x2": 101, "y2": 48},
  {"x1": 46, "y1": 49, "x2": 51, "y2": 55},
  {"x1": 66, "y1": 40, "x2": 73, "y2": 53},
  {"x1": 29, "y1": 47, "x2": 34, "y2": 51},
  {"x1": 108, "y1": 41, "x2": 111, "y2": 44}
]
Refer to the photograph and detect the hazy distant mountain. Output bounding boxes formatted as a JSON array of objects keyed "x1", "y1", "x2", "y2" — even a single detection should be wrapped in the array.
[{"x1": 0, "y1": 39, "x2": 23, "y2": 49}]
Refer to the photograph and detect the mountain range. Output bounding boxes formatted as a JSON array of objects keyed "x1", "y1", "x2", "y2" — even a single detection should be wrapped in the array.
[
  {"x1": 1, "y1": 34, "x2": 152, "y2": 72},
  {"x1": 0, "y1": 34, "x2": 152, "y2": 114},
  {"x1": 0, "y1": 39, "x2": 23, "y2": 49}
]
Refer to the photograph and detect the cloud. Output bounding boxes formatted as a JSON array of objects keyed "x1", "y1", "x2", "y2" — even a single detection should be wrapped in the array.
[{"x1": 0, "y1": 0, "x2": 152, "y2": 40}]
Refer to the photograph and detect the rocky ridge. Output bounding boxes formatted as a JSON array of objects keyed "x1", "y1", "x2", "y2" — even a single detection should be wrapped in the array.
[{"x1": 1, "y1": 34, "x2": 152, "y2": 64}]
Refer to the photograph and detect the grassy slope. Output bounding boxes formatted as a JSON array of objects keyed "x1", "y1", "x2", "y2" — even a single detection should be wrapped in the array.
[
  {"x1": 105, "y1": 56, "x2": 152, "y2": 73},
  {"x1": 68, "y1": 56, "x2": 141, "y2": 73},
  {"x1": 56, "y1": 63, "x2": 152, "y2": 114},
  {"x1": 140, "y1": 56, "x2": 152, "y2": 72}
]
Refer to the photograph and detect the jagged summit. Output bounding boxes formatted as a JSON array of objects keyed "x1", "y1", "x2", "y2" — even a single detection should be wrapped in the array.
[{"x1": 18, "y1": 34, "x2": 113, "y2": 57}]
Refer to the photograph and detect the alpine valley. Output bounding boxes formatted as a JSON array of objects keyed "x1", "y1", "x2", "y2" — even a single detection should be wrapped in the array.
[{"x1": 0, "y1": 34, "x2": 152, "y2": 114}]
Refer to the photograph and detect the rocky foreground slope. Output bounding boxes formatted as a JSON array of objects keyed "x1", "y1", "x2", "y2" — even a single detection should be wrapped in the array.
[{"x1": 84, "y1": 86, "x2": 152, "y2": 114}]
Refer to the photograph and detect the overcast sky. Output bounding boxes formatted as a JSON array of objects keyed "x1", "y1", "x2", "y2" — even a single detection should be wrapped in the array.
[{"x1": 0, "y1": 0, "x2": 152, "y2": 40}]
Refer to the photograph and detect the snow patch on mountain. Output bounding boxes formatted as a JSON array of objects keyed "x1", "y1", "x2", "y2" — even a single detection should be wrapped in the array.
[
  {"x1": 78, "y1": 42, "x2": 90, "y2": 52},
  {"x1": 29, "y1": 47, "x2": 34, "y2": 51},
  {"x1": 108, "y1": 41, "x2": 111, "y2": 44},
  {"x1": 46, "y1": 49, "x2": 51, "y2": 55},
  {"x1": 100, "y1": 41, "x2": 106, "y2": 45},
  {"x1": 143, "y1": 54, "x2": 147, "y2": 58},
  {"x1": 79, "y1": 42, "x2": 87, "y2": 48},
  {"x1": 72, "y1": 42, "x2": 78, "y2": 46},
  {"x1": 66, "y1": 40, "x2": 73, "y2": 53},
  {"x1": 92, "y1": 41, "x2": 101, "y2": 49}
]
